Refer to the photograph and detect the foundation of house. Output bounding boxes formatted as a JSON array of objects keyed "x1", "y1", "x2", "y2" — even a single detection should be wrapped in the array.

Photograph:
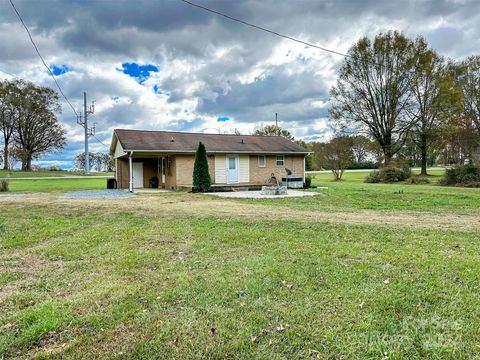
[{"x1": 260, "y1": 185, "x2": 288, "y2": 196}]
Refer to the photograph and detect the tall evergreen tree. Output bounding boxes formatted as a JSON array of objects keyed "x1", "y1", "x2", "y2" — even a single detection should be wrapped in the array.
[{"x1": 192, "y1": 142, "x2": 211, "y2": 192}]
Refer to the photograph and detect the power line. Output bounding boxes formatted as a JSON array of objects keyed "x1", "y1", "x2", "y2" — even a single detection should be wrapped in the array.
[
  {"x1": 9, "y1": 0, "x2": 78, "y2": 117},
  {"x1": 0, "y1": 68, "x2": 17, "y2": 78},
  {"x1": 9, "y1": 0, "x2": 109, "y2": 150},
  {"x1": 93, "y1": 135, "x2": 109, "y2": 148},
  {"x1": 180, "y1": 0, "x2": 349, "y2": 58}
]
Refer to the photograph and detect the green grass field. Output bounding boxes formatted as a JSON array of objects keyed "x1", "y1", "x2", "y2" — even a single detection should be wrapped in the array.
[
  {"x1": 1, "y1": 174, "x2": 479, "y2": 359},
  {"x1": 0, "y1": 170, "x2": 113, "y2": 178},
  {"x1": 308, "y1": 168, "x2": 446, "y2": 182},
  {"x1": 6, "y1": 178, "x2": 107, "y2": 193}
]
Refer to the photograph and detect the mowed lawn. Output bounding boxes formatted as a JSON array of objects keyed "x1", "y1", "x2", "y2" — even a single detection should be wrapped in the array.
[
  {"x1": 1, "y1": 175, "x2": 480, "y2": 358},
  {"x1": 0, "y1": 170, "x2": 113, "y2": 178},
  {"x1": 3, "y1": 170, "x2": 112, "y2": 193},
  {"x1": 7, "y1": 178, "x2": 107, "y2": 193},
  {"x1": 308, "y1": 168, "x2": 446, "y2": 182}
]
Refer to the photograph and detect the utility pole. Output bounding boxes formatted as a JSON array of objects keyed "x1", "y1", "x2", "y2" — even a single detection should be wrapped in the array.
[
  {"x1": 275, "y1": 112, "x2": 278, "y2": 128},
  {"x1": 77, "y1": 92, "x2": 95, "y2": 174}
]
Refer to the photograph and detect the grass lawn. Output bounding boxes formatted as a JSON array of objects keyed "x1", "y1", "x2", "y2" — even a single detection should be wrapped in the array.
[
  {"x1": 1, "y1": 179, "x2": 479, "y2": 358},
  {"x1": 0, "y1": 170, "x2": 113, "y2": 178},
  {"x1": 309, "y1": 168, "x2": 446, "y2": 182},
  {"x1": 6, "y1": 178, "x2": 107, "y2": 193}
]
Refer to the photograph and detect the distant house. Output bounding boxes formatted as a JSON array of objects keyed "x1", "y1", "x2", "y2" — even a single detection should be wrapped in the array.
[{"x1": 109, "y1": 129, "x2": 308, "y2": 191}]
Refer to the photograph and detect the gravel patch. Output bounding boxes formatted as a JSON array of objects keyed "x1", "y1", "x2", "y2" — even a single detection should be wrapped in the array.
[
  {"x1": 207, "y1": 190, "x2": 319, "y2": 199},
  {"x1": 63, "y1": 190, "x2": 133, "y2": 199}
]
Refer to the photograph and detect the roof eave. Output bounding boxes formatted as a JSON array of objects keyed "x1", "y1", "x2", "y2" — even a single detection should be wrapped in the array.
[
  {"x1": 121, "y1": 149, "x2": 309, "y2": 155},
  {"x1": 109, "y1": 132, "x2": 118, "y2": 156}
]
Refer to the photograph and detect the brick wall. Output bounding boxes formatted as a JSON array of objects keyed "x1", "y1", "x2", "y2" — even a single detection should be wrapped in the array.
[
  {"x1": 175, "y1": 154, "x2": 215, "y2": 187},
  {"x1": 116, "y1": 154, "x2": 304, "y2": 189},
  {"x1": 249, "y1": 155, "x2": 304, "y2": 184},
  {"x1": 116, "y1": 158, "x2": 129, "y2": 189}
]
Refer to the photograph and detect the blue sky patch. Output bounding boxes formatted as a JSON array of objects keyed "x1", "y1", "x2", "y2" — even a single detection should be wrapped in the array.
[
  {"x1": 50, "y1": 64, "x2": 70, "y2": 76},
  {"x1": 217, "y1": 116, "x2": 230, "y2": 122},
  {"x1": 121, "y1": 62, "x2": 158, "y2": 84}
]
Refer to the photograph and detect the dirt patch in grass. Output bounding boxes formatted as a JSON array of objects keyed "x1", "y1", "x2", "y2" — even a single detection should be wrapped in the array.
[
  {"x1": 0, "y1": 251, "x2": 68, "y2": 308},
  {"x1": 1, "y1": 192, "x2": 480, "y2": 231},
  {"x1": 61, "y1": 194, "x2": 480, "y2": 231}
]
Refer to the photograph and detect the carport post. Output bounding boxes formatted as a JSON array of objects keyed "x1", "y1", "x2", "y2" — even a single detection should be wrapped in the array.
[
  {"x1": 128, "y1": 152, "x2": 133, "y2": 192},
  {"x1": 303, "y1": 156, "x2": 306, "y2": 183}
]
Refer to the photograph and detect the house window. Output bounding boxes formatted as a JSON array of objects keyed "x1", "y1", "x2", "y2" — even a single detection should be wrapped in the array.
[
  {"x1": 258, "y1": 155, "x2": 266, "y2": 167},
  {"x1": 276, "y1": 155, "x2": 284, "y2": 166}
]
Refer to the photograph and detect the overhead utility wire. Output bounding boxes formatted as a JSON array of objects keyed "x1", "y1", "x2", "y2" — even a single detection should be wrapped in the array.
[
  {"x1": 9, "y1": 0, "x2": 108, "y2": 149},
  {"x1": 0, "y1": 68, "x2": 17, "y2": 78},
  {"x1": 9, "y1": 0, "x2": 78, "y2": 117},
  {"x1": 180, "y1": 0, "x2": 349, "y2": 58},
  {"x1": 93, "y1": 135, "x2": 109, "y2": 148}
]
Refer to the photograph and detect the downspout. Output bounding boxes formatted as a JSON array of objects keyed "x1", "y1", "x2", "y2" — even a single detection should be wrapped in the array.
[{"x1": 129, "y1": 151, "x2": 133, "y2": 193}]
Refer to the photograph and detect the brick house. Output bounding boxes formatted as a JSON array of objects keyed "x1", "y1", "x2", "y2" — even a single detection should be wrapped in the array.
[{"x1": 110, "y1": 129, "x2": 309, "y2": 191}]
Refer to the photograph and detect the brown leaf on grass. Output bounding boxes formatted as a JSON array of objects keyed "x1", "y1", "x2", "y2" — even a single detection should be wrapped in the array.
[
  {"x1": 1, "y1": 323, "x2": 13, "y2": 330},
  {"x1": 383, "y1": 278, "x2": 390, "y2": 285},
  {"x1": 170, "y1": 338, "x2": 179, "y2": 346},
  {"x1": 359, "y1": 302, "x2": 365, "y2": 309},
  {"x1": 251, "y1": 335, "x2": 257, "y2": 342},
  {"x1": 210, "y1": 327, "x2": 216, "y2": 335}
]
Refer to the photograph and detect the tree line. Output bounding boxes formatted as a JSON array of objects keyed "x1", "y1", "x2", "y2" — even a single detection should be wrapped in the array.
[
  {"x1": 326, "y1": 30, "x2": 479, "y2": 176},
  {"x1": 0, "y1": 79, "x2": 66, "y2": 171},
  {"x1": 253, "y1": 31, "x2": 480, "y2": 179},
  {"x1": 74, "y1": 152, "x2": 115, "y2": 172}
]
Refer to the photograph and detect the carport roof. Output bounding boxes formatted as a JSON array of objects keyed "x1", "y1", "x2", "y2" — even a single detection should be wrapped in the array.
[{"x1": 111, "y1": 129, "x2": 308, "y2": 154}]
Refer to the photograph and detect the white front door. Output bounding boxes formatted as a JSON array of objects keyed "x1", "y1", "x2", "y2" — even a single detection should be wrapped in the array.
[
  {"x1": 227, "y1": 155, "x2": 239, "y2": 184},
  {"x1": 132, "y1": 162, "x2": 144, "y2": 188}
]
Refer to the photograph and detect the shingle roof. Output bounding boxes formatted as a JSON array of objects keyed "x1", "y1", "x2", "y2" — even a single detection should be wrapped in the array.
[{"x1": 112, "y1": 129, "x2": 308, "y2": 154}]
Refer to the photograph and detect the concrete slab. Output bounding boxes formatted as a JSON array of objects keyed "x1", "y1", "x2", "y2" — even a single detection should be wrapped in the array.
[
  {"x1": 207, "y1": 189, "x2": 320, "y2": 199},
  {"x1": 133, "y1": 188, "x2": 171, "y2": 193}
]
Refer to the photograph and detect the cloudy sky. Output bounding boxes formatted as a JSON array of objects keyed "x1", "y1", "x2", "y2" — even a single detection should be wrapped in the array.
[{"x1": 1, "y1": 0, "x2": 479, "y2": 168}]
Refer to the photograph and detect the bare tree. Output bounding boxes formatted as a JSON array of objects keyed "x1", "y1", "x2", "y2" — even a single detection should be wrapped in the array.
[
  {"x1": 74, "y1": 152, "x2": 95, "y2": 172},
  {"x1": 350, "y1": 135, "x2": 376, "y2": 164},
  {"x1": 438, "y1": 116, "x2": 480, "y2": 165},
  {"x1": 75, "y1": 152, "x2": 114, "y2": 172},
  {"x1": 0, "y1": 81, "x2": 19, "y2": 170},
  {"x1": 460, "y1": 56, "x2": 480, "y2": 134},
  {"x1": 14, "y1": 82, "x2": 66, "y2": 171},
  {"x1": 317, "y1": 136, "x2": 353, "y2": 180},
  {"x1": 330, "y1": 31, "x2": 417, "y2": 166},
  {"x1": 408, "y1": 40, "x2": 462, "y2": 175},
  {"x1": 0, "y1": 147, "x2": 21, "y2": 170}
]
